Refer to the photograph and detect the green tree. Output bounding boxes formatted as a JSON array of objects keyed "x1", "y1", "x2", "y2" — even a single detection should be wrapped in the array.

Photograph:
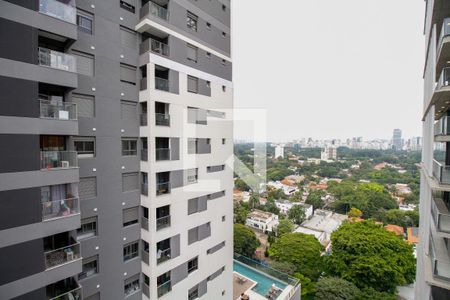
[
  {"x1": 288, "y1": 205, "x2": 306, "y2": 225},
  {"x1": 235, "y1": 178, "x2": 250, "y2": 191},
  {"x1": 249, "y1": 195, "x2": 260, "y2": 209},
  {"x1": 234, "y1": 224, "x2": 260, "y2": 257},
  {"x1": 348, "y1": 207, "x2": 362, "y2": 218},
  {"x1": 315, "y1": 277, "x2": 361, "y2": 300},
  {"x1": 234, "y1": 202, "x2": 249, "y2": 224},
  {"x1": 275, "y1": 219, "x2": 294, "y2": 237},
  {"x1": 325, "y1": 221, "x2": 416, "y2": 293},
  {"x1": 378, "y1": 209, "x2": 419, "y2": 229},
  {"x1": 305, "y1": 190, "x2": 325, "y2": 210},
  {"x1": 269, "y1": 232, "x2": 324, "y2": 279}
]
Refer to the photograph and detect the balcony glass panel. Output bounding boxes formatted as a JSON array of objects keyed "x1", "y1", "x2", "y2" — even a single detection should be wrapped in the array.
[
  {"x1": 45, "y1": 243, "x2": 81, "y2": 269},
  {"x1": 42, "y1": 198, "x2": 79, "y2": 220},
  {"x1": 155, "y1": 113, "x2": 170, "y2": 126},
  {"x1": 157, "y1": 280, "x2": 171, "y2": 297},
  {"x1": 429, "y1": 235, "x2": 450, "y2": 281},
  {"x1": 141, "y1": 1, "x2": 169, "y2": 21},
  {"x1": 41, "y1": 151, "x2": 78, "y2": 169},
  {"x1": 156, "y1": 182, "x2": 171, "y2": 196},
  {"x1": 435, "y1": 116, "x2": 450, "y2": 136},
  {"x1": 39, "y1": 0, "x2": 76, "y2": 24},
  {"x1": 156, "y1": 148, "x2": 170, "y2": 161},
  {"x1": 155, "y1": 77, "x2": 169, "y2": 91},
  {"x1": 38, "y1": 47, "x2": 76, "y2": 72},
  {"x1": 438, "y1": 18, "x2": 450, "y2": 52},
  {"x1": 157, "y1": 248, "x2": 171, "y2": 264},
  {"x1": 40, "y1": 100, "x2": 77, "y2": 120},
  {"x1": 156, "y1": 215, "x2": 171, "y2": 230},
  {"x1": 437, "y1": 67, "x2": 450, "y2": 90},
  {"x1": 432, "y1": 194, "x2": 450, "y2": 233}
]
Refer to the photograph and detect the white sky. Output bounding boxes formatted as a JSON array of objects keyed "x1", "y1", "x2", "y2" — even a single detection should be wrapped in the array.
[{"x1": 232, "y1": 0, "x2": 425, "y2": 142}]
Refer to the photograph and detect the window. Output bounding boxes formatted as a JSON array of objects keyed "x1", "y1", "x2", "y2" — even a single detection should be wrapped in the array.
[
  {"x1": 188, "y1": 227, "x2": 199, "y2": 245},
  {"x1": 79, "y1": 256, "x2": 98, "y2": 280},
  {"x1": 222, "y1": 138, "x2": 226, "y2": 145},
  {"x1": 77, "y1": 10, "x2": 93, "y2": 34},
  {"x1": 206, "y1": 52, "x2": 211, "y2": 58},
  {"x1": 123, "y1": 207, "x2": 139, "y2": 227},
  {"x1": 187, "y1": 257, "x2": 198, "y2": 274},
  {"x1": 122, "y1": 172, "x2": 139, "y2": 192},
  {"x1": 77, "y1": 217, "x2": 97, "y2": 240},
  {"x1": 124, "y1": 274, "x2": 140, "y2": 297},
  {"x1": 72, "y1": 51, "x2": 94, "y2": 76},
  {"x1": 74, "y1": 137, "x2": 95, "y2": 158},
  {"x1": 121, "y1": 100, "x2": 137, "y2": 120},
  {"x1": 187, "y1": 197, "x2": 206, "y2": 215},
  {"x1": 79, "y1": 177, "x2": 97, "y2": 200},
  {"x1": 187, "y1": 44, "x2": 198, "y2": 63},
  {"x1": 187, "y1": 75, "x2": 198, "y2": 93},
  {"x1": 120, "y1": 0, "x2": 135, "y2": 13},
  {"x1": 120, "y1": 63, "x2": 137, "y2": 85},
  {"x1": 208, "y1": 266, "x2": 225, "y2": 281},
  {"x1": 188, "y1": 285, "x2": 199, "y2": 300},
  {"x1": 206, "y1": 22, "x2": 211, "y2": 30},
  {"x1": 123, "y1": 241, "x2": 139, "y2": 261},
  {"x1": 207, "y1": 241, "x2": 225, "y2": 255},
  {"x1": 72, "y1": 94, "x2": 95, "y2": 118},
  {"x1": 122, "y1": 138, "x2": 137, "y2": 156},
  {"x1": 187, "y1": 11, "x2": 198, "y2": 31},
  {"x1": 120, "y1": 26, "x2": 137, "y2": 48},
  {"x1": 207, "y1": 164, "x2": 225, "y2": 173},
  {"x1": 207, "y1": 109, "x2": 226, "y2": 119},
  {"x1": 186, "y1": 168, "x2": 198, "y2": 184}
]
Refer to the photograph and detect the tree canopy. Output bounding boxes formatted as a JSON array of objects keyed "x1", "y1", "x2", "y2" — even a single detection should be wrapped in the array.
[
  {"x1": 305, "y1": 190, "x2": 325, "y2": 210},
  {"x1": 315, "y1": 277, "x2": 361, "y2": 300},
  {"x1": 234, "y1": 224, "x2": 260, "y2": 257},
  {"x1": 325, "y1": 221, "x2": 416, "y2": 293},
  {"x1": 275, "y1": 219, "x2": 294, "y2": 237},
  {"x1": 288, "y1": 205, "x2": 306, "y2": 225}
]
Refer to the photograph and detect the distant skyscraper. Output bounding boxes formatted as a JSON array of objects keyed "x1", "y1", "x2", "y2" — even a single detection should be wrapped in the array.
[
  {"x1": 275, "y1": 145, "x2": 284, "y2": 159},
  {"x1": 392, "y1": 129, "x2": 403, "y2": 150}
]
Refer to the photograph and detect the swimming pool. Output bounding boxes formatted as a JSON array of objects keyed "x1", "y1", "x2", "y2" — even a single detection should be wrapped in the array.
[{"x1": 233, "y1": 261, "x2": 287, "y2": 297}]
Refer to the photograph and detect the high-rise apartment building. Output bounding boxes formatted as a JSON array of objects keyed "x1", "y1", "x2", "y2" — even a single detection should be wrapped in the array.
[
  {"x1": 0, "y1": 0, "x2": 232, "y2": 299},
  {"x1": 392, "y1": 128, "x2": 403, "y2": 150},
  {"x1": 416, "y1": 1, "x2": 450, "y2": 299}
]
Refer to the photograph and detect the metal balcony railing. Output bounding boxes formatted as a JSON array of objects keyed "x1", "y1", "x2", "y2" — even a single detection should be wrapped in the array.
[
  {"x1": 432, "y1": 194, "x2": 450, "y2": 233},
  {"x1": 41, "y1": 151, "x2": 78, "y2": 170},
  {"x1": 156, "y1": 182, "x2": 171, "y2": 196},
  {"x1": 157, "y1": 280, "x2": 172, "y2": 297},
  {"x1": 156, "y1": 215, "x2": 171, "y2": 231},
  {"x1": 38, "y1": 47, "x2": 76, "y2": 72},
  {"x1": 435, "y1": 116, "x2": 450, "y2": 136},
  {"x1": 436, "y1": 67, "x2": 450, "y2": 90},
  {"x1": 44, "y1": 243, "x2": 81, "y2": 269},
  {"x1": 140, "y1": 77, "x2": 147, "y2": 91},
  {"x1": 39, "y1": 0, "x2": 76, "y2": 24},
  {"x1": 156, "y1": 148, "x2": 170, "y2": 161},
  {"x1": 141, "y1": 148, "x2": 148, "y2": 161},
  {"x1": 429, "y1": 235, "x2": 450, "y2": 281},
  {"x1": 157, "y1": 248, "x2": 171, "y2": 264},
  {"x1": 140, "y1": 1, "x2": 169, "y2": 21},
  {"x1": 438, "y1": 18, "x2": 450, "y2": 53},
  {"x1": 155, "y1": 113, "x2": 170, "y2": 126},
  {"x1": 141, "y1": 183, "x2": 148, "y2": 196},
  {"x1": 42, "y1": 198, "x2": 79, "y2": 221},
  {"x1": 39, "y1": 100, "x2": 77, "y2": 120},
  {"x1": 433, "y1": 159, "x2": 450, "y2": 184},
  {"x1": 141, "y1": 217, "x2": 149, "y2": 231},
  {"x1": 48, "y1": 286, "x2": 82, "y2": 300},
  {"x1": 140, "y1": 38, "x2": 170, "y2": 56},
  {"x1": 155, "y1": 77, "x2": 169, "y2": 91}
]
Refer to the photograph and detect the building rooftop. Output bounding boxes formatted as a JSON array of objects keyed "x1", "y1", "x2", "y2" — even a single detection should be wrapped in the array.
[
  {"x1": 301, "y1": 210, "x2": 348, "y2": 233},
  {"x1": 248, "y1": 210, "x2": 275, "y2": 221},
  {"x1": 407, "y1": 227, "x2": 419, "y2": 244},
  {"x1": 385, "y1": 224, "x2": 405, "y2": 236}
]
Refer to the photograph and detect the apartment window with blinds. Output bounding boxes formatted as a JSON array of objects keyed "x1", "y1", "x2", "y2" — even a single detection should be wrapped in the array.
[
  {"x1": 187, "y1": 257, "x2": 198, "y2": 274},
  {"x1": 187, "y1": 76, "x2": 198, "y2": 93},
  {"x1": 120, "y1": 100, "x2": 137, "y2": 120},
  {"x1": 120, "y1": 26, "x2": 137, "y2": 48},
  {"x1": 124, "y1": 274, "x2": 140, "y2": 297},
  {"x1": 77, "y1": 217, "x2": 97, "y2": 240},
  {"x1": 79, "y1": 177, "x2": 97, "y2": 200},
  {"x1": 188, "y1": 286, "x2": 199, "y2": 300},
  {"x1": 188, "y1": 198, "x2": 198, "y2": 215},
  {"x1": 123, "y1": 242, "x2": 139, "y2": 261},
  {"x1": 188, "y1": 227, "x2": 199, "y2": 245},
  {"x1": 120, "y1": 63, "x2": 137, "y2": 85},
  {"x1": 79, "y1": 256, "x2": 98, "y2": 280},
  {"x1": 187, "y1": 11, "x2": 198, "y2": 31},
  {"x1": 122, "y1": 138, "x2": 137, "y2": 156},
  {"x1": 73, "y1": 51, "x2": 94, "y2": 76},
  {"x1": 186, "y1": 168, "x2": 198, "y2": 184},
  {"x1": 122, "y1": 172, "x2": 139, "y2": 192},
  {"x1": 187, "y1": 44, "x2": 198, "y2": 63},
  {"x1": 123, "y1": 207, "x2": 139, "y2": 227},
  {"x1": 72, "y1": 94, "x2": 95, "y2": 118},
  {"x1": 77, "y1": 10, "x2": 93, "y2": 34},
  {"x1": 74, "y1": 137, "x2": 95, "y2": 158}
]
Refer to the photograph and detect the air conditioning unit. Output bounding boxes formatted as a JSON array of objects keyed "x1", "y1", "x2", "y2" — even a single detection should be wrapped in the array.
[{"x1": 61, "y1": 161, "x2": 70, "y2": 168}]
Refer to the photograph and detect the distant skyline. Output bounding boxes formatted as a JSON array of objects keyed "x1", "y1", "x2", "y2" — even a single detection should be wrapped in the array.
[{"x1": 232, "y1": 0, "x2": 424, "y2": 142}]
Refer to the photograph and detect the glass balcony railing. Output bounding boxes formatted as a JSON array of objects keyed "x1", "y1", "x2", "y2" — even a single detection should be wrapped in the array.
[
  {"x1": 143, "y1": 282, "x2": 150, "y2": 298},
  {"x1": 140, "y1": 113, "x2": 148, "y2": 126},
  {"x1": 142, "y1": 249, "x2": 149, "y2": 265},
  {"x1": 156, "y1": 148, "x2": 170, "y2": 161},
  {"x1": 141, "y1": 183, "x2": 148, "y2": 196},
  {"x1": 44, "y1": 243, "x2": 81, "y2": 269},
  {"x1": 429, "y1": 235, "x2": 450, "y2": 281},
  {"x1": 156, "y1": 215, "x2": 171, "y2": 231},
  {"x1": 49, "y1": 287, "x2": 81, "y2": 300},
  {"x1": 156, "y1": 182, "x2": 171, "y2": 196},
  {"x1": 141, "y1": 217, "x2": 149, "y2": 231},
  {"x1": 38, "y1": 47, "x2": 76, "y2": 72},
  {"x1": 433, "y1": 159, "x2": 450, "y2": 184},
  {"x1": 155, "y1": 77, "x2": 170, "y2": 91},
  {"x1": 39, "y1": 0, "x2": 76, "y2": 24},
  {"x1": 39, "y1": 100, "x2": 77, "y2": 120},
  {"x1": 438, "y1": 18, "x2": 450, "y2": 53},
  {"x1": 436, "y1": 67, "x2": 450, "y2": 91},
  {"x1": 140, "y1": 38, "x2": 170, "y2": 56},
  {"x1": 157, "y1": 248, "x2": 171, "y2": 264},
  {"x1": 140, "y1": 77, "x2": 148, "y2": 91},
  {"x1": 157, "y1": 280, "x2": 171, "y2": 297},
  {"x1": 431, "y1": 194, "x2": 450, "y2": 233},
  {"x1": 435, "y1": 116, "x2": 450, "y2": 136},
  {"x1": 155, "y1": 113, "x2": 170, "y2": 126},
  {"x1": 41, "y1": 151, "x2": 78, "y2": 170},
  {"x1": 141, "y1": 148, "x2": 148, "y2": 161},
  {"x1": 42, "y1": 198, "x2": 79, "y2": 221},
  {"x1": 140, "y1": 1, "x2": 169, "y2": 21}
]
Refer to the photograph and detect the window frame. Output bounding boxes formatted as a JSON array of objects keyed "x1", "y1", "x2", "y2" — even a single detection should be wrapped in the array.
[
  {"x1": 187, "y1": 257, "x2": 198, "y2": 274},
  {"x1": 79, "y1": 255, "x2": 99, "y2": 280},
  {"x1": 187, "y1": 75, "x2": 199, "y2": 93},
  {"x1": 77, "y1": 217, "x2": 98, "y2": 241},
  {"x1": 120, "y1": 0, "x2": 135, "y2": 13},
  {"x1": 187, "y1": 11, "x2": 198, "y2": 31},
  {"x1": 77, "y1": 10, "x2": 94, "y2": 34},
  {"x1": 187, "y1": 44, "x2": 198, "y2": 63},
  {"x1": 74, "y1": 137, "x2": 95, "y2": 158},
  {"x1": 123, "y1": 241, "x2": 139, "y2": 262},
  {"x1": 122, "y1": 138, "x2": 138, "y2": 156}
]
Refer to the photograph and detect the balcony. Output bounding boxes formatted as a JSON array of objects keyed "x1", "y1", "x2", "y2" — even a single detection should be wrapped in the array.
[
  {"x1": 155, "y1": 77, "x2": 169, "y2": 91},
  {"x1": 437, "y1": 18, "x2": 450, "y2": 76},
  {"x1": 38, "y1": 47, "x2": 76, "y2": 73},
  {"x1": 143, "y1": 281, "x2": 150, "y2": 298},
  {"x1": 140, "y1": 1, "x2": 169, "y2": 21},
  {"x1": 157, "y1": 280, "x2": 171, "y2": 297},
  {"x1": 140, "y1": 38, "x2": 170, "y2": 56},
  {"x1": 432, "y1": 194, "x2": 450, "y2": 234},
  {"x1": 429, "y1": 234, "x2": 450, "y2": 281},
  {"x1": 157, "y1": 247, "x2": 171, "y2": 264},
  {"x1": 45, "y1": 242, "x2": 81, "y2": 269},
  {"x1": 156, "y1": 182, "x2": 170, "y2": 196},
  {"x1": 142, "y1": 249, "x2": 149, "y2": 265},
  {"x1": 42, "y1": 197, "x2": 79, "y2": 221},
  {"x1": 141, "y1": 216, "x2": 149, "y2": 231},
  {"x1": 156, "y1": 215, "x2": 171, "y2": 231},
  {"x1": 141, "y1": 148, "x2": 148, "y2": 161},
  {"x1": 141, "y1": 183, "x2": 148, "y2": 196},
  {"x1": 41, "y1": 151, "x2": 78, "y2": 170},
  {"x1": 156, "y1": 148, "x2": 170, "y2": 161},
  {"x1": 155, "y1": 113, "x2": 170, "y2": 126},
  {"x1": 140, "y1": 77, "x2": 148, "y2": 91},
  {"x1": 39, "y1": 100, "x2": 77, "y2": 120},
  {"x1": 39, "y1": 0, "x2": 76, "y2": 24}
]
